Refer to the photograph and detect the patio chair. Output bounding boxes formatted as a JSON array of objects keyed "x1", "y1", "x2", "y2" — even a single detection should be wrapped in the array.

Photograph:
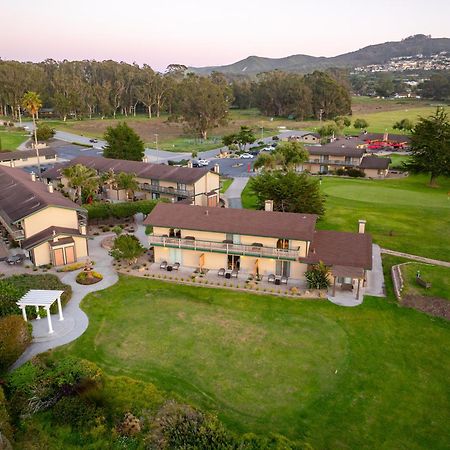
[
  {"x1": 268, "y1": 274, "x2": 275, "y2": 284},
  {"x1": 218, "y1": 268, "x2": 225, "y2": 277},
  {"x1": 172, "y1": 262, "x2": 180, "y2": 271},
  {"x1": 159, "y1": 260, "x2": 168, "y2": 270},
  {"x1": 280, "y1": 276, "x2": 288, "y2": 285},
  {"x1": 231, "y1": 269, "x2": 239, "y2": 278}
]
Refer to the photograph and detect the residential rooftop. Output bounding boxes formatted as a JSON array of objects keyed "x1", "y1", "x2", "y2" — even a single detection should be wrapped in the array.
[
  {"x1": 0, "y1": 165, "x2": 84, "y2": 223},
  {"x1": 144, "y1": 203, "x2": 318, "y2": 242},
  {"x1": 44, "y1": 155, "x2": 212, "y2": 184},
  {"x1": 0, "y1": 148, "x2": 56, "y2": 162},
  {"x1": 303, "y1": 230, "x2": 373, "y2": 270},
  {"x1": 306, "y1": 145, "x2": 365, "y2": 158},
  {"x1": 359, "y1": 155, "x2": 391, "y2": 170}
]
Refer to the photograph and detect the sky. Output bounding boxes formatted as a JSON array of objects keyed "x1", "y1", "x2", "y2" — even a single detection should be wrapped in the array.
[{"x1": 1, "y1": 0, "x2": 449, "y2": 71}]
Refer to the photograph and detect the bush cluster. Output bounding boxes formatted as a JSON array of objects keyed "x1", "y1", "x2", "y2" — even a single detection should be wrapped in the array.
[
  {"x1": 85, "y1": 199, "x2": 161, "y2": 221},
  {"x1": 335, "y1": 167, "x2": 366, "y2": 177},
  {"x1": 0, "y1": 316, "x2": 32, "y2": 373}
]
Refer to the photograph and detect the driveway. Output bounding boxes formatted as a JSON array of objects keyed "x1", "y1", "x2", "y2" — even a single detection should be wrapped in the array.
[{"x1": 223, "y1": 177, "x2": 250, "y2": 209}]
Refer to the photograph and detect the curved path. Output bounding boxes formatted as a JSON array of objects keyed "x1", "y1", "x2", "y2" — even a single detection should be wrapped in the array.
[
  {"x1": 381, "y1": 248, "x2": 450, "y2": 268},
  {"x1": 11, "y1": 235, "x2": 118, "y2": 370}
]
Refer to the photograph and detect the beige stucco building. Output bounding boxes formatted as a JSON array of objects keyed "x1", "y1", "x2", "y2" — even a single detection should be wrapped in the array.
[
  {"x1": 144, "y1": 202, "x2": 373, "y2": 296},
  {"x1": 0, "y1": 166, "x2": 88, "y2": 266},
  {"x1": 45, "y1": 156, "x2": 220, "y2": 207},
  {"x1": 0, "y1": 148, "x2": 57, "y2": 168}
]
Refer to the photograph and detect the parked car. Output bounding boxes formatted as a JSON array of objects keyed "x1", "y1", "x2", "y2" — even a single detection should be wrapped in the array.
[
  {"x1": 240, "y1": 153, "x2": 254, "y2": 159},
  {"x1": 89, "y1": 138, "x2": 98, "y2": 143},
  {"x1": 250, "y1": 150, "x2": 260, "y2": 156},
  {"x1": 197, "y1": 159, "x2": 209, "y2": 166}
]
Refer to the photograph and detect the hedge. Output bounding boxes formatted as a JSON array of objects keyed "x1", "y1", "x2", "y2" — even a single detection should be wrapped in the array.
[
  {"x1": 0, "y1": 315, "x2": 32, "y2": 373},
  {"x1": 85, "y1": 199, "x2": 163, "y2": 221}
]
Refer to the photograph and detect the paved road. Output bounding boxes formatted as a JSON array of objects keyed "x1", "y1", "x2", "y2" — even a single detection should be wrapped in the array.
[{"x1": 223, "y1": 177, "x2": 250, "y2": 208}]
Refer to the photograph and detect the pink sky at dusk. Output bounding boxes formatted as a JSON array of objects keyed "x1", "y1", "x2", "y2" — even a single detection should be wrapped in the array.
[{"x1": 1, "y1": 0, "x2": 449, "y2": 71}]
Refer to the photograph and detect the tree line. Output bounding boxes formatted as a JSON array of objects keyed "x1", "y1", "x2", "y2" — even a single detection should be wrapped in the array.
[{"x1": 0, "y1": 60, "x2": 352, "y2": 125}]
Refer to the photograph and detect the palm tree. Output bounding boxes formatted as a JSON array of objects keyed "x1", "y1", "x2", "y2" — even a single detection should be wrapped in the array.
[
  {"x1": 114, "y1": 172, "x2": 139, "y2": 201},
  {"x1": 62, "y1": 164, "x2": 99, "y2": 204},
  {"x1": 21, "y1": 91, "x2": 43, "y2": 176}
]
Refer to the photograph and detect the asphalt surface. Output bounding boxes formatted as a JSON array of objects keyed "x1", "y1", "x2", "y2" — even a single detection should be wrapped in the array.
[{"x1": 16, "y1": 120, "x2": 278, "y2": 178}]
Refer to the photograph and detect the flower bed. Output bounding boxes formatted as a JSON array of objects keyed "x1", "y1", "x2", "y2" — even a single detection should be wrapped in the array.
[{"x1": 76, "y1": 271, "x2": 103, "y2": 285}]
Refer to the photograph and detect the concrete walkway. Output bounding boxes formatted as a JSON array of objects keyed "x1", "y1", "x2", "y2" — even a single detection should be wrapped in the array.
[
  {"x1": 223, "y1": 177, "x2": 249, "y2": 209},
  {"x1": 381, "y1": 248, "x2": 450, "y2": 268},
  {"x1": 327, "y1": 244, "x2": 385, "y2": 307},
  {"x1": 11, "y1": 235, "x2": 118, "y2": 370}
]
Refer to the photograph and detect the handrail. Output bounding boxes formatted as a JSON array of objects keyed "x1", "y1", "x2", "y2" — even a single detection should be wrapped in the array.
[
  {"x1": 139, "y1": 184, "x2": 194, "y2": 197},
  {"x1": 149, "y1": 235, "x2": 299, "y2": 260}
]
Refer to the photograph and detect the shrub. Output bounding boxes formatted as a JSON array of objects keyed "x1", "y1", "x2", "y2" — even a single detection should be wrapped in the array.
[
  {"x1": 0, "y1": 387, "x2": 13, "y2": 445},
  {"x1": 85, "y1": 199, "x2": 163, "y2": 221},
  {"x1": 52, "y1": 395, "x2": 104, "y2": 429},
  {"x1": 111, "y1": 235, "x2": 145, "y2": 264},
  {"x1": 0, "y1": 316, "x2": 32, "y2": 373},
  {"x1": 112, "y1": 225, "x2": 123, "y2": 236},
  {"x1": 335, "y1": 168, "x2": 346, "y2": 176},
  {"x1": 145, "y1": 225, "x2": 153, "y2": 235},
  {"x1": 56, "y1": 262, "x2": 85, "y2": 272},
  {"x1": 346, "y1": 167, "x2": 365, "y2": 178},
  {"x1": 305, "y1": 261, "x2": 331, "y2": 290},
  {"x1": 76, "y1": 271, "x2": 103, "y2": 285},
  {"x1": 36, "y1": 123, "x2": 55, "y2": 141}
]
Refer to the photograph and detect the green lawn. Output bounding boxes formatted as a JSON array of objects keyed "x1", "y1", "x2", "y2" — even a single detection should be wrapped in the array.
[
  {"x1": 242, "y1": 174, "x2": 450, "y2": 261},
  {"x1": 56, "y1": 274, "x2": 450, "y2": 449},
  {"x1": 401, "y1": 263, "x2": 450, "y2": 300},
  {"x1": 0, "y1": 128, "x2": 29, "y2": 150},
  {"x1": 220, "y1": 177, "x2": 233, "y2": 194}
]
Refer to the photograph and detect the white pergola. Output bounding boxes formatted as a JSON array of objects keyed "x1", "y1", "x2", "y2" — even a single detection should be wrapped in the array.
[{"x1": 16, "y1": 290, "x2": 65, "y2": 334}]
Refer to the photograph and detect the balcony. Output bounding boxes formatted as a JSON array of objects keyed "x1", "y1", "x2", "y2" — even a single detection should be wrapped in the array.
[
  {"x1": 139, "y1": 184, "x2": 194, "y2": 198},
  {"x1": 307, "y1": 159, "x2": 356, "y2": 166},
  {"x1": 0, "y1": 212, "x2": 24, "y2": 240},
  {"x1": 149, "y1": 235, "x2": 299, "y2": 261}
]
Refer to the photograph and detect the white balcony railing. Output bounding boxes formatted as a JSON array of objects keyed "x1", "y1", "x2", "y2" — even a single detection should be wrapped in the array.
[{"x1": 149, "y1": 235, "x2": 299, "y2": 260}]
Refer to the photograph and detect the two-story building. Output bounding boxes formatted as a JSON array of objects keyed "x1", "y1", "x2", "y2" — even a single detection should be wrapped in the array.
[
  {"x1": 44, "y1": 156, "x2": 220, "y2": 207},
  {"x1": 0, "y1": 165, "x2": 88, "y2": 266},
  {"x1": 279, "y1": 131, "x2": 321, "y2": 144},
  {"x1": 302, "y1": 144, "x2": 391, "y2": 178},
  {"x1": 144, "y1": 202, "x2": 373, "y2": 297}
]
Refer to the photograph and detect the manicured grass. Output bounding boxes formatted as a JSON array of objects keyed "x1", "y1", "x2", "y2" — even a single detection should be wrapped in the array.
[
  {"x1": 242, "y1": 174, "x2": 450, "y2": 261},
  {"x1": 220, "y1": 177, "x2": 233, "y2": 194},
  {"x1": 56, "y1": 275, "x2": 450, "y2": 449},
  {"x1": 388, "y1": 153, "x2": 411, "y2": 167},
  {"x1": 0, "y1": 128, "x2": 29, "y2": 150},
  {"x1": 401, "y1": 263, "x2": 450, "y2": 300}
]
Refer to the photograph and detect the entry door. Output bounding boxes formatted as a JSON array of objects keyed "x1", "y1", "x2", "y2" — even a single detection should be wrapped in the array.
[
  {"x1": 227, "y1": 255, "x2": 240, "y2": 270},
  {"x1": 53, "y1": 248, "x2": 64, "y2": 266},
  {"x1": 169, "y1": 248, "x2": 182, "y2": 264},
  {"x1": 64, "y1": 246, "x2": 75, "y2": 264},
  {"x1": 275, "y1": 261, "x2": 290, "y2": 277}
]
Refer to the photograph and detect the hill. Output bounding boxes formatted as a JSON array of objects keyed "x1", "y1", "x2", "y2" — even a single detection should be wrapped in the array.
[{"x1": 189, "y1": 35, "x2": 450, "y2": 76}]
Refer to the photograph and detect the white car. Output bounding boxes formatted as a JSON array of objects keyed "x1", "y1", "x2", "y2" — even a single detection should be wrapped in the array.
[
  {"x1": 239, "y1": 153, "x2": 254, "y2": 159},
  {"x1": 197, "y1": 159, "x2": 209, "y2": 166}
]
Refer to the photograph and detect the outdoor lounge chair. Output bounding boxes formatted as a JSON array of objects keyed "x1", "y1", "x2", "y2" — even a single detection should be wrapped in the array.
[
  {"x1": 159, "y1": 260, "x2": 168, "y2": 270},
  {"x1": 268, "y1": 274, "x2": 276, "y2": 283},
  {"x1": 218, "y1": 268, "x2": 225, "y2": 277},
  {"x1": 280, "y1": 276, "x2": 288, "y2": 285},
  {"x1": 231, "y1": 269, "x2": 239, "y2": 278},
  {"x1": 172, "y1": 262, "x2": 180, "y2": 271}
]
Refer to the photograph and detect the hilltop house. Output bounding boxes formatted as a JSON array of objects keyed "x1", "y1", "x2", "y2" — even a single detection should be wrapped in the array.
[
  {"x1": 44, "y1": 156, "x2": 221, "y2": 207},
  {"x1": 0, "y1": 166, "x2": 88, "y2": 266},
  {"x1": 144, "y1": 202, "x2": 372, "y2": 299},
  {"x1": 279, "y1": 131, "x2": 321, "y2": 144}
]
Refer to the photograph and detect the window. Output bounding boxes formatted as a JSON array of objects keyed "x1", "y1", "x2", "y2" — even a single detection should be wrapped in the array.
[
  {"x1": 151, "y1": 179, "x2": 159, "y2": 186},
  {"x1": 277, "y1": 239, "x2": 289, "y2": 250},
  {"x1": 177, "y1": 183, "x2": 187, "y2": 191},
  {"x1": 152, "y1": 193, "x2": 160, "y2": 200},
  {"x1": 227, "y1": 255, "x2": 240, "y2": 270}
]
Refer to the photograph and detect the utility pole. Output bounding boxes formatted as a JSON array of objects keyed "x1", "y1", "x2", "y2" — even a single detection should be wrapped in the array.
[
  {"x1": 154, "y1": 133, "x2": 159, "y2": 164},
  {"x1": 319, "y1": 109, "x2": 324, "y2": 122},
  {"x1": 260, "y1": 124, "x2": 264, "y2": 141}
]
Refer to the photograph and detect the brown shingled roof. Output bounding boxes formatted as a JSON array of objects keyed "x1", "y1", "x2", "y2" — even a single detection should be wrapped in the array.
[
  {"x1": 21, "y1": 226, "x2": 83, "y2": 250},
  {"x1": 306, "y1": 145, "x2": 365, "y2": 158},
  {"x1": 0, "y1": 166, "x2": 85, "y2": 223},
  {"x1": 44, "y1": 155, "x2": 211, "y2": 184},
  {"x1": 359, "y1": 156, "x2": 391, "y2": 170},
  {"x1": 0, "y1": 148, "x2": 56, "y2": 162},
  {"x1": 303, "y1": 230, "x2": 372, "y2": 270},
  {"x1": 144, "y1": 203, "x2": 317, "y2": 241}
]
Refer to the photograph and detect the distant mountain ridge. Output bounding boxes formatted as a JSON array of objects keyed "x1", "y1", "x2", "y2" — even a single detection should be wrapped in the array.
[{"x1": 189, "y1": 35, "x2": 450, "y2": 76}]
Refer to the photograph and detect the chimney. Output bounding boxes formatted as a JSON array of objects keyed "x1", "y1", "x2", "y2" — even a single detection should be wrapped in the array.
[
  {"x1": 79, "y1": 224, "x2": 86, "y2": 235},
  {"x1": 205, "y1": 210, "x2": 209, "y2": 216},
  {"x1": 213, "y1": 163, "x2": 220, "y2": 174},
  {"x1": 30, "y1": 172, "x2": 36, "y2": 182},
  {"x1": 358, "y1": 219, "x2": 366, "y2": 234},
  {"x1": 47, "y1": 184, "x2": 54, "y2": 193},
  {"x1": 187, "y1": 160, "x2": 193, "y2": 168},
  {"x1": 143, "y1": 156, "x2": 149, "y2": 163},
  {"x1": 264, "y1": 200, "x2": 273, "y2": 212}
]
